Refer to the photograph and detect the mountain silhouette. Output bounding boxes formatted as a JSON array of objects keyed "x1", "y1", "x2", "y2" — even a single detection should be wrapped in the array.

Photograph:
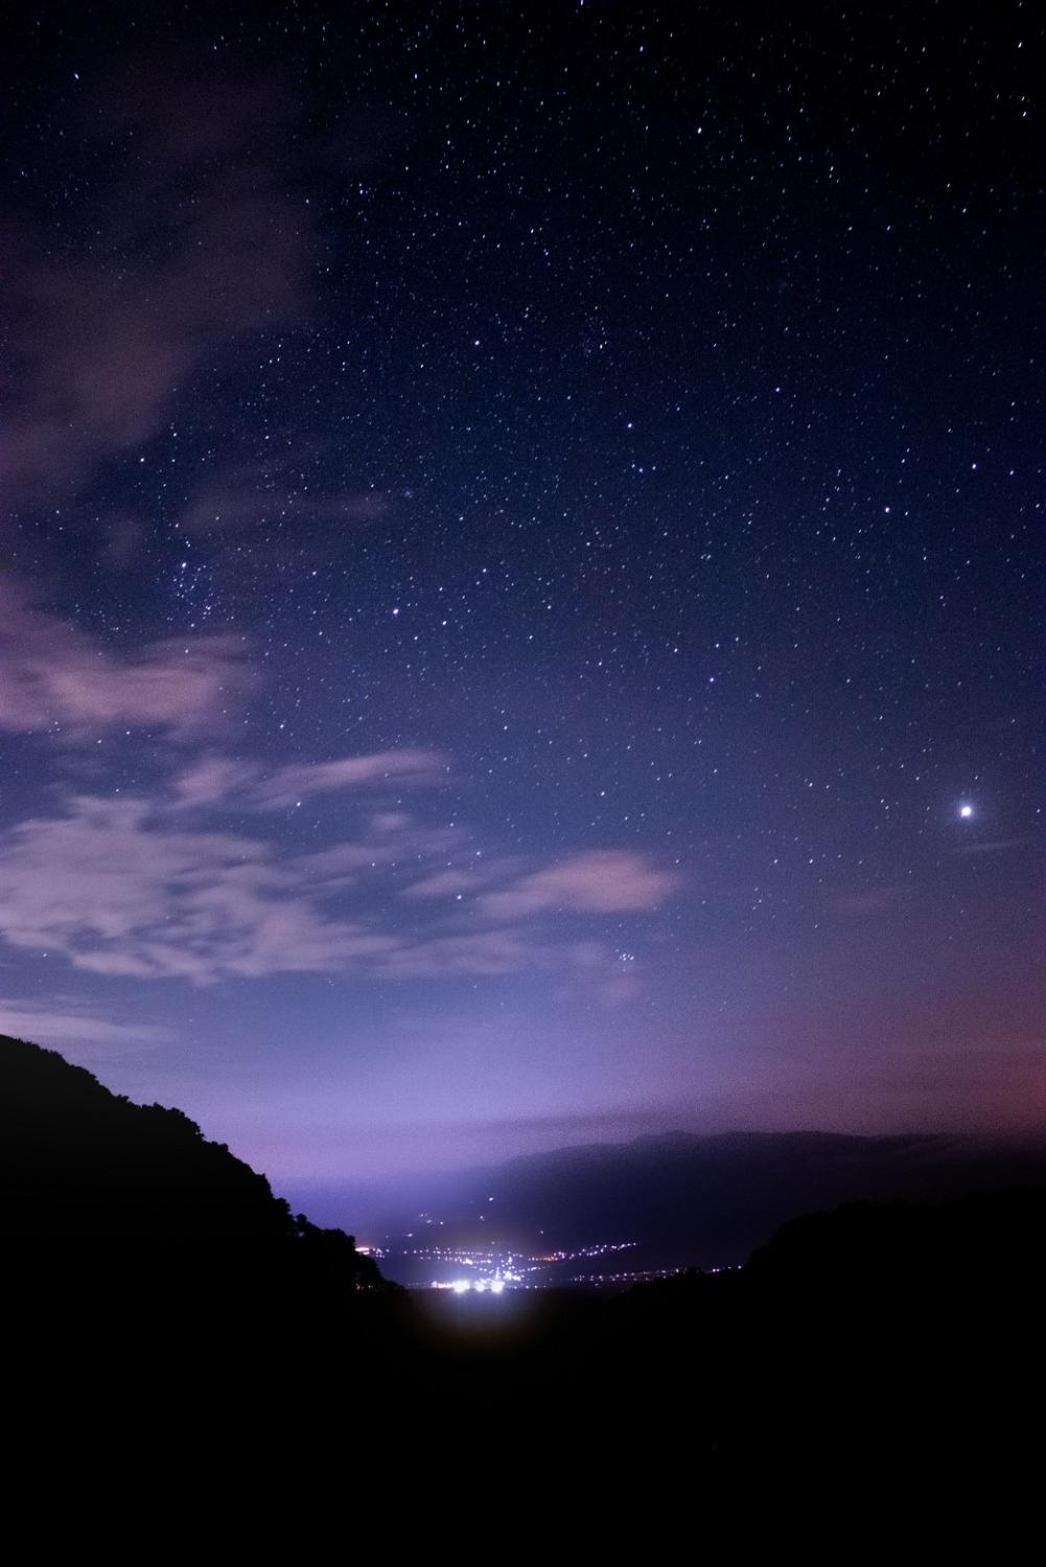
[{"x1": 0, "y1": 1031, "x2": 386, "y2": 1321}]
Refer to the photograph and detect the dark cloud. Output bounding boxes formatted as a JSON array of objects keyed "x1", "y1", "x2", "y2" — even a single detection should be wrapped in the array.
[
  {"x1": 0, "y1": 68, "x2": 311, "y2": 511},
  {"x1": 180, "y1": 463, "x2": 390, "y2": 536}
]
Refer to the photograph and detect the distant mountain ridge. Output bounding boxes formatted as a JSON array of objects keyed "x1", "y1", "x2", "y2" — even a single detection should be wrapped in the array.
[
  {"x1": 496, "y1": 1126, "x2": 945, "y2": 1172},
  {"x1": 321, "y1": 1124, "x2": 1046, "y2": 1277},
  {"x1": 470, "y1": 1125, "x2": 1046, "y2": 1265}
]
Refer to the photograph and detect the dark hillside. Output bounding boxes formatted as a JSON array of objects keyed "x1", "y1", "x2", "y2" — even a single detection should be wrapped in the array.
[
  {"x1": 1, "y1": 1032, "x2": 292, "y2": 1241},
  {"x1": 0, "y1": 1033, "x2": 387, "y2": 1331}
]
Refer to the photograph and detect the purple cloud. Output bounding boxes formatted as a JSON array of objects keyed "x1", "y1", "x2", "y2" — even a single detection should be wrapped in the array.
[
  {"x1": 0, "y1": 994, "x2": 171, "y2": 1051},
  {"x1": 402, "y1": 867, "x2": 503, "y2": 900},
  {"x1": 249, "y1": 751, "x2": 450, "y2": 808},
  {"x1": 170, "y1": 749, "x2": 450, "y2": 811},
  {"x1": 374, "y1": 929, "x2": 544, "y2": 977},
  {"x1": 171, "y1": 756, "x2": 262, "y2": 809},
  {"x1": 479, "y1": 850, "x2": 682, "y2": 919},
  {"x1": 0, "y1": 794, "x2": 395, "y2": 984},
  {"x1": 0, "y1": 582, "x2": 251, "y2": 739},
  {"x1": 0, "y1": 780, "x2": 680, "y2": 987},
  {"x1": 0, "y1": 70, "x2": 310, "y2": 511},
  {"x1": 180, "y1": 463, "x2": 390, "y2": 535}
]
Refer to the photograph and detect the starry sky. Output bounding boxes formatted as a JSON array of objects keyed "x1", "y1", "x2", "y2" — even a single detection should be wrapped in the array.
[{"x1": 1, "y1": 3, "x2": 1043, "y2": 1185}]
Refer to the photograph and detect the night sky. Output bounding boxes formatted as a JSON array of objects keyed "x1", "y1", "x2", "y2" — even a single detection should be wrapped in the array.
[{"x1": 1, "y1": 3, "x2": 1042, "y2": 1186}]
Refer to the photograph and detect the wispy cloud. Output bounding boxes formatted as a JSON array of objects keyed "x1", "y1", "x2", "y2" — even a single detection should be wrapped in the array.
[
  {"x1": 0, "y1": 794, "x2": 396, "y2": 983},
  {"x1": 170, "y1": 749, "x2": 450, "y2": 810},
  {"x1": 0, "y1": 995, "x2": 170, "y2": 1050},
  {"x1": 0, "y1": 70, "x2": 310, "y2": 511},
  {"x1": 479, "y1": 850, "x2": 681, "y2": 919},
  {"x1": 0, "y1": 776, "x2": 682, "y2": 987},
  {"x1": 0, "y1": 582, "x2": 251, "y2": 740},
  {"x1": 171, "y1": 756, "x2": 261, "y2": 809},
  {"x1": 180, "y1": 462, "x2": 389, "y2": 536},
  {"x1": 251, "y1": 751, "x2": 449, "y2": 809},
  {"x1": 402, "y1": 865, "x2": 511, "y2": 900},
  {"x1": 375, "y1": 929, "x2": 544, "y2": 977}
]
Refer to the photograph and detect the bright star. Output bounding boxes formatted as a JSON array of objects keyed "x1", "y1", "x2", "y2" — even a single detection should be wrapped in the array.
[{"x1": 959, "y1": 803, "x2": 974, "y2": 819}]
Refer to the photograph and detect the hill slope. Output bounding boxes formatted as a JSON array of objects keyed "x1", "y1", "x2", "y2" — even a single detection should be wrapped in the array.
[
  {"x1": 0, "y1": 1032, "x2": 384, "y2": 1305},
  {"x1": 1, "y1": 1031, "x2": 296, "y2": 1240}
]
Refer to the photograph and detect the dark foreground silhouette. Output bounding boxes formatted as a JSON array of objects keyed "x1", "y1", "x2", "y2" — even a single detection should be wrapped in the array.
[
  {"x1": 1, "y1": 1031, "x2": 387, "y2": 1315},
  {"x1": 4, "y1": 1031, "x2": 1044, "y2": 1502}
]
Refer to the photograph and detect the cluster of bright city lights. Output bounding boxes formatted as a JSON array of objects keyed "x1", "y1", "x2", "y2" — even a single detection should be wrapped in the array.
[
  {"x1": 376, "y1": 1230, "x2": 646, "y2": 1292},
  {"x1": 433, "y1": 1277, "x2": 508, "y2": 1295}
]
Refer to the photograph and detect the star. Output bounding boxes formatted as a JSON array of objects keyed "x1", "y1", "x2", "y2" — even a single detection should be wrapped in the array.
[{"x1": 959, "y1": 804, "x2": 974, "y2": 820}]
